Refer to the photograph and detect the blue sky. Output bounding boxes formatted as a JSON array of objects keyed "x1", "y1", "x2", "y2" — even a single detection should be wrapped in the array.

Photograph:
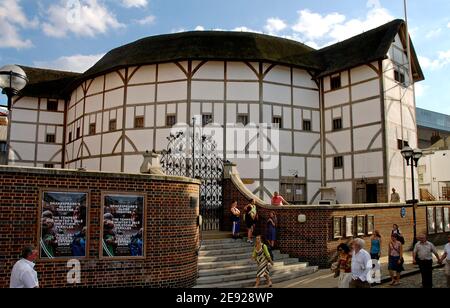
[{"x1": 1, "y1": 0, "x2": 449, "y2": 115}]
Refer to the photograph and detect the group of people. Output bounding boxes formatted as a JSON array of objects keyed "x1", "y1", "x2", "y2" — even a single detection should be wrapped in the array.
[
  {"x1": 230, "y1": 194, "x2": 283, "y2": 288},
  {"x1": 333, "y1": 225, "x2": 450, "y2": 288}
]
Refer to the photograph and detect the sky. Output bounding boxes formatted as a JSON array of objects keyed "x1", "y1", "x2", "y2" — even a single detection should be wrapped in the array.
[{"x1": 0, "y1": 0, "x2": 449, "y2": 115}]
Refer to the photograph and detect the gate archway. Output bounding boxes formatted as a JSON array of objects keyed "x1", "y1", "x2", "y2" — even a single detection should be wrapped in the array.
[{"x1": 160, "y1": 130, "x2": 223, "y2": 231}]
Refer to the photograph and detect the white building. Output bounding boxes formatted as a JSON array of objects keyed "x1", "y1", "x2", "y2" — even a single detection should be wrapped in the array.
[{"x1": 5, "y1": 19, "x2": 424, "y2": 204}]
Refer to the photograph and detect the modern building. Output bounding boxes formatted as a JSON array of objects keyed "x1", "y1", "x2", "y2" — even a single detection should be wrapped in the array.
[
  {"x1": 416, "y1": 107, "x2": 450, "y2": 149},
  {"x1": 4, "y1": 19, "x2": 424, "y2": 204},
  {"x1": 418, "y1": 149, "x2": 450, "y2": 201}
]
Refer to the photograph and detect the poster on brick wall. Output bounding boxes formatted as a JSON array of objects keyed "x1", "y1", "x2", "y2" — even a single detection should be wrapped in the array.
[
  {"x1": 101, "y1": 193, "x2": 145, "y2": 258},
  {"x1": 40, "y1": 191, "x2": 88, "y2": 259}
]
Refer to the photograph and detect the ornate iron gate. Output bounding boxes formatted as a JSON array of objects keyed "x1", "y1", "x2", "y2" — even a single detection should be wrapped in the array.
[{"x1": 160, "y1": 130, "x2": 224, "y2": 231}]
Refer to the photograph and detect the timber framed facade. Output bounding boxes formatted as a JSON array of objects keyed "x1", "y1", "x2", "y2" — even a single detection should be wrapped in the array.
[{"x1": 5, "y1": 19, "x2": 425, "y2": 204}]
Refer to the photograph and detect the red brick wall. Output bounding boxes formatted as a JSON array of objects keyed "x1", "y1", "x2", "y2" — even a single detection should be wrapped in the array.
[
  {"x1": 223, "y1": 176, "x2": 450, "y2": 267},
  {"x1": 0, "y1": 166, "x2": 200, "y2": 288}
]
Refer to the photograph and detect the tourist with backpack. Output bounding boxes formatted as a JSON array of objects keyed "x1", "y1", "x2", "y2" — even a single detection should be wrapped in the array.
[{"x1": 388, "y1": 234, "x2": 404, "y2": 286}]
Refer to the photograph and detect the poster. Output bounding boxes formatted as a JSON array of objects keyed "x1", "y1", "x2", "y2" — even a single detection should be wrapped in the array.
[
  {"x1": 444, "y1": 208, "x2": 450, "y2": 232},
  {"x1": 345, "y1": 217, "x2": 353, "y2": 237},
  {"x1": 102, "y1": 194, "x2": 145, "y2": 257},
  {"x1": 435, "y1": 207, "x2": 444, "y2": 233},
  {"x1": 40, "y1": 191, "x2": 88, "y2": 259},
  {"x1": 333, "y1": 217, "x2": 342, "y2": 239},
  {"x1": 427, "y1": 207, "x2": 435, "y2": 234},
  {"x1": 366, "y1": 215, "x2": 375, "y2": 235},
  {"x1": 356, "y1": 216, "x2": 365, "y2": 235}
]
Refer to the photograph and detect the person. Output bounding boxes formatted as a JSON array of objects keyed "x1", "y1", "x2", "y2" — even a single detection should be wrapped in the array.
[
  {"x1": 349, "y1": 238, "x2": 372, "y2": 288},
  {"x1": 230, "y1": 201, "x2": 241, "y2": 239},
  {"x1": 251, "y1": 235, "x2": 273, "y2": 288},
  {"x1": 41, "y1": 214, "x2": 58, "y2": 258},
  {"x1": 271, "y1": 192, "x2": 289, "y2": 206},
  {"x1": 413, "y1": 234, "x2": 441, "y2": 288},
  {"x1": 266, "y1": 212, "x2": 277, "y2": 248},
  {"x1": 244, "y1": 200, "x2": 257, "y2": 244},
  {"x1": 10, "y1": 246, "x2": 39, "y2": 288},
  {"x1": 370, "y1": 230, "x2": 382, "y2": 261},
  {"x1": 388, "y1": 234, "x2": 404, "y2": 286},
  {"x1": 71, "y1": 226, "x2": 86, "y2": 257},
  {"x1": 334, "y1": 243, "x2": 352, "y2": 288},
  {"x1": 391, "y1": 224, "x2": 405, "y2": 244},
  {"x1": 439, "y1": 235, "x2": 450, "y2": 288},
  {"x1": 390, "y1": 188, "x2": 400, "y2": 203},
  {"x1": 129, "y1": 228, "x2": 143, "y2": 256},
  {"x1": 103, "y1": 213, "x2": 117, "y2": 257}
]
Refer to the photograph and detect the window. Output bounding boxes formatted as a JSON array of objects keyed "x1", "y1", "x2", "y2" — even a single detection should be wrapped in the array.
[
  {"x1": 46, "y1": 134, "x2": 56, "y2": 143},
  {"x1": 303, "y1": 120, "x2": 312, "y2": 131},
  {"x1": 89, "y1": 123, "x2": 96, "y2": 136},
  {"x1": 202, "y1": 114, "x2": 213, "y2": 127},
  {"x1": 166, "y1": 115, "x2": 176, "y2": 127},
  {"x1": 334, "y1": 156, "x2": 344, "y2": 169},
  {"x1": 330, "y1": 75, "x2": 341, "y2": 90},
  {"x1": 47, "y1": 100, "x2": 58, "y2": 111},
  {"x1": 333, "y1": 118, "x2": 343, "y2": 130},
  {"x1": 272, "y1": 116, "x2": 282, "y2": 128},
  {"x1": 44, "y1": 164, "x2": 55, "y2": 169},
  {"x1": 76, "y1": 127, "x2": 81, "y2": 139},
  {"x1": 237, "y1": 114, "x2": 249, "y2": 126},
  {"x1": 134, "y1": 116, "x2": 144, "y2": 129},
  {"x1": 394, "y1": 69, "x2": 406, "y2": 85},
  {"x1": 68, "y1": 132, "x2": 72, "y2": 143},
  {"x1": 109, "y1": 119, "x2": 117, "y2": 132}
]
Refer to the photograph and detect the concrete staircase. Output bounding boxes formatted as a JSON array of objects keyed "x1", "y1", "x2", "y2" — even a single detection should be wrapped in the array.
[{"x1": 194, "y1": 238, "x2": 318, "y2": 288}]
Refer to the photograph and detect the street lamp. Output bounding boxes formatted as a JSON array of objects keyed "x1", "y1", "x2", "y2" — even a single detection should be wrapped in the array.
[
  {"x1": 0, "y1": 65, "x2": 28, "y2": 110},
  {"x1": 0, "y1": 65, "x2": 28, "y2": 165},
  {"x1": 401, "y1": 146, "x2": 423, "y2": 247}
]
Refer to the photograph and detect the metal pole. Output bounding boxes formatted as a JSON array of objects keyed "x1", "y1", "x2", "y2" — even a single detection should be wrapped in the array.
[
  {"x1": 411, "y1": 162, "x2": 417, "y2": 247},
  {"x1": 192, "y1": 117, "x2": 195, "y2": 178},
  {"x1": 6, "y1": 94, "x2": 12, "y2": 165}
]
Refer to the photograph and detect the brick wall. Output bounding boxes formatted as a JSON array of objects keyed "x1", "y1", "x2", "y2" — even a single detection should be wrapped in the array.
[
  {"x1": 223, "y1": 171, "x2": 450, "y2": 267},
  {"x1": 0, "y1": 166, "x2": 200, "y2": 288}
]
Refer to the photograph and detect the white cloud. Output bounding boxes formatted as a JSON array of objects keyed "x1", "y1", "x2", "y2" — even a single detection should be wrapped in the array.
[
  {"x1": 425, "y1": 28, "x2": 442, "y2": 39},
  {"x1": 292, "y1": 0, "x2": 394, "y2": 47},
  {"x1": 34, "y1": 53, "x2": 105, "y2": 73},
  {"x1": 419, "y1": 51, "x2": 450, "y2": 70},
  {"x1": 195, "y1": 25, "x2": 205, "y2": 31},
  {"x1": 0, "y1": 0, "x2": 38, "y2": 49},
  {"x1": 135, "y1": 15, "x2": 156, "y2": 26},
  {"x1": 122, "y1": 0, "x2": 148, "y2": 8},
  {"x1": 42, "y1": 0, "x2": 124, "y2": 38},
  {"x1": 292, "y1": 10, "x2": 346, "y2": 40},
  {"x1": 265, "y1": 18, "x2": 287, "y2": 34},
  {"x1": 447, "y1": 22, "x2": 450, "y2": 28}
]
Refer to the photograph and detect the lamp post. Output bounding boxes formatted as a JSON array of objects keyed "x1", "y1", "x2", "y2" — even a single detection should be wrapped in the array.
[
  {"x1": 401, "y1": 146, "x2": 423, "y2": 247},
  {"x1": 0, "y1": 65, "x2": 28, "y2": 165}
]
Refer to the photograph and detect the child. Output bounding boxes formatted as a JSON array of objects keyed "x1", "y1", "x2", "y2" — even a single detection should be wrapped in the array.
[{"x1": 230, "y1": 201, "x2": 241, "y2": 239}]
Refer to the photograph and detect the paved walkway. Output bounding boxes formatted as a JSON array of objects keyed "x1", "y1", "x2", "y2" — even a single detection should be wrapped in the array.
[{"x1": 274, "y1": 245, "x2": 445, "y2": 288}]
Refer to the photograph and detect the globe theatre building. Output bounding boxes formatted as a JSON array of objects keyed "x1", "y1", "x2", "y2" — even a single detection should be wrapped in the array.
[{"x1": 6, "y1": 19, "x2": 424, "y2": 205}]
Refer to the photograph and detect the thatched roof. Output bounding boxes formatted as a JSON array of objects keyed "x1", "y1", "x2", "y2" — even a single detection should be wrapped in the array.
[
  {"x1": 16, "y1": 19, "x2": 424, "y2": 100},
  {"x1": 18, "y1": 66, "x2": 81, "y2": 99}
]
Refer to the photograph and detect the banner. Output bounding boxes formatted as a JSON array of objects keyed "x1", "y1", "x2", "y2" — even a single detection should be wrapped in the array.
[
  {"x1": 40, "y1": 191, "x2": 88, "y2": 259},
  {"x1": 102, "y1": 194, "x2": 145, "y2": 257}
]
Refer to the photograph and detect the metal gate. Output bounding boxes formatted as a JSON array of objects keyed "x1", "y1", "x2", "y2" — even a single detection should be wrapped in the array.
[{"x1": 160, "y1": 130, "x2": 223, "y2": 231}]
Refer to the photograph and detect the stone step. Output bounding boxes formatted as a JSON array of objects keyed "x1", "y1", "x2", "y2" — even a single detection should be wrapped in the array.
[
  {"x1": 201, "y1": 238, "x2": 242, "y2": 245},
  {"x1": 198, "y1": 246, "x2": 253, "y2": 256},
  {"x1": 202, "y1": 231, "x2": 233, "y2": 240},
  {"x1": 196, "y1": 263, "x2": 312, "y2": 285},
  {"x1": 194, "y1": 266, "x2": 318, "y2": 288},
  {"x1": 198, "y1": 251, "x2": 289, "y2": 263},
  {"x1": 198, "y1": 257, "x2": 300, "y2": 270},
  {"x1": 198, "y1": 262, "x2": 309, "y2": 278},
  {"x1": 200, "y1": 241, "x2": 251, "y2": 251}
]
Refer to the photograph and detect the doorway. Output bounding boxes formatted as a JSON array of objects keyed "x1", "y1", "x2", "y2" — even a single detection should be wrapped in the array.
[{"x1": 366, "y1": 184, "x2": 378, "y2": 203}]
